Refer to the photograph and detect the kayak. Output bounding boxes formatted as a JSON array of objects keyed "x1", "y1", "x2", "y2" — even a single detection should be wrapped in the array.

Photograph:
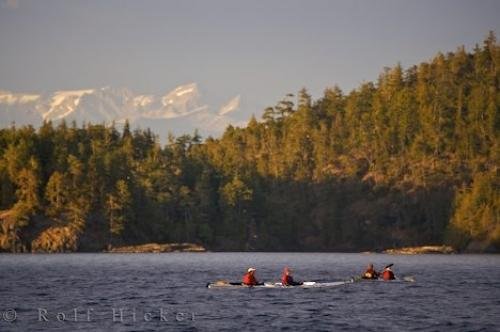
[
  {"x1": 207, "y1": 276, "x2": 415, "y2": 288},
  {"x1": 265, "y1": 281, "x2": 352, "y2": 288},
  {"x1": 207, "y1": 280, "x2": 353, "y2": 289},
  {"x1": 353, "y1": 276, "x2": 416, "y2": 283}
]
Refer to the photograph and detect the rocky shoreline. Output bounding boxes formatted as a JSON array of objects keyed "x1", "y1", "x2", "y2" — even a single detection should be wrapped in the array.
[
  {"x1": 383, "y1": 245, "x2": 456, "y2": 255},
  {"x1": 106, "y1": 242, "x2": 206, "y2": 253}
]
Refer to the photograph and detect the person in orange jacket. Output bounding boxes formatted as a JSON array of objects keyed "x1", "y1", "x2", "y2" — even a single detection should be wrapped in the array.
[
  {"x1": 382, "y1": 265, "x2": 396, "y2": 280},
  {"x1": 362, "y1": 263, "x2": 379, "y2": 279},
  {"x1": 242, "y1": 267, "x2": 260, "y2": 286},
  {"x1": 281, "y1": 267, "x2": 303, "y2": 286}
]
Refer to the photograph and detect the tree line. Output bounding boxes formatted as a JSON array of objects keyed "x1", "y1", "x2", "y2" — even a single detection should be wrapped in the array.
[{"x1": 0, "y1": 32, "x2": 498, "y2": 252}]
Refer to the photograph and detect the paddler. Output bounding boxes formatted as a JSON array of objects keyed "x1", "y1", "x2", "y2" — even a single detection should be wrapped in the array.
[
  {"x1": 281, "y1": 267, "x2": 303, "y2": 286},
  {"x1": 362, "y1": 263, "x2": 379, "y2": 279},
  {"x1": 242, "y1": 267, "x2": 260, "y2": 286},
  {"x1": 382, "y1": 265, "x2": 396, "y2": 280}
]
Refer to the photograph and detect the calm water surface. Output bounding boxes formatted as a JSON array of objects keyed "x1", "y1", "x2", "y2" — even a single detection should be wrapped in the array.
[{"x1": 0, "y1": 253, "x2": 499, "y2": 331}]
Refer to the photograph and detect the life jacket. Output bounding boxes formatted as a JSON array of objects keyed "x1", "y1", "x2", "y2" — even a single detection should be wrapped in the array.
[
  {"x1": 242, "y1": 272, "x2": 258, "y2": 285},
  {"x1": 282, "y1": 274, "x2": 294, "y2": 286},
  {"x1": 382, "y1": 269, "x2": 395, "y2": 280},
  {"x1": 363, "y1": 268, "x2": 379, "y2": 279}
]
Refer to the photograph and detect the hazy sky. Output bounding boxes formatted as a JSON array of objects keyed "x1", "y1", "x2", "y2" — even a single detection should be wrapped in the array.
[{"x1": 1, "y1": 0, "x2": 499, "y2": 118}]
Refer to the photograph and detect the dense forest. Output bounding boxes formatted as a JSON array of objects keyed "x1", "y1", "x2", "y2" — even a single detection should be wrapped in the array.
[{"x1": 0, "y1": 33, "x2": 498, "y2": 252}]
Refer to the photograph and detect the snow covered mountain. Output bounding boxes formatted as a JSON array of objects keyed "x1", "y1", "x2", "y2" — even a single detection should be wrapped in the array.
[
  {"x1": 0, "y1": 83, "x2": 245, "y2": 140},
  {"x1": 0, "y1": 90, "x2": 44, "y2": 126}
]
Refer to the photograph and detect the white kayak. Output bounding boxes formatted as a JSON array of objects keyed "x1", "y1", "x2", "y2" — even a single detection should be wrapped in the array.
[
  {"x1": 207, "y1": 280, "x2": 353, "y2": 289},
  {"x1": 265, "y1": 281, "x2": 352, "y2": 288}
]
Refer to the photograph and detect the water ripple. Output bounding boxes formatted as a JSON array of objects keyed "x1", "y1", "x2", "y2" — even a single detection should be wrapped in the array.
[{"x1": 0, "y1": 253, "x2": 499, "y2": 331}]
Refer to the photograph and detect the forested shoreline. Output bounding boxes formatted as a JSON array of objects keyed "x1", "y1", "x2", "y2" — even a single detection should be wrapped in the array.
[{"x1": 0, "y1": 33, "x2": 498, "y2": 253}]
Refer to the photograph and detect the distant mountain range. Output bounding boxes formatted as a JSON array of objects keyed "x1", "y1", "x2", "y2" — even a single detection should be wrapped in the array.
[{"x1": 0, "y1": 83, "x2": 245, "y2": 140}]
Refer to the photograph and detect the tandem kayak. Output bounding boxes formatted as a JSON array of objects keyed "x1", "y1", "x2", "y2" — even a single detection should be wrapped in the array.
[
  {"x1": 207, "y1": 280, "x2": 353, "y2": 289},
  {"x1": 353, "y1": 276, "x2": 416, "y2": 283}
]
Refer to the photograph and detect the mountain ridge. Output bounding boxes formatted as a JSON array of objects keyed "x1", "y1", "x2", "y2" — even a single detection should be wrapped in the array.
[{"x1": 0, "y1": 83, "x2": 244, "y2": 139}]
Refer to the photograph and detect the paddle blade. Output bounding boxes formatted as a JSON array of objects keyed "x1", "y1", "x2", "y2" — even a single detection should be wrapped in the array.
[
  {"x1": 403, "y1": 276, "x2": 415, "y2": 282},
  {"x1": 214, "y1": 280, "x2": 229, "y2": 286}
]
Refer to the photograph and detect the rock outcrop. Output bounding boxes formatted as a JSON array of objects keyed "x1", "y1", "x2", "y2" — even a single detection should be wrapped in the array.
[
  {"x1": 107, "y1": 242, "x2": 206, "y2": 253},
  {"x1": 384, "y1": 245, "x2": 456, "y2": 254}
]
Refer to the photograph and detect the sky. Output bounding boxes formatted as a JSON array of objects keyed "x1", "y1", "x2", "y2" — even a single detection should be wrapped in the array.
[{"x1": 1, "y1": 0, "x2": 499, "y2": 119}]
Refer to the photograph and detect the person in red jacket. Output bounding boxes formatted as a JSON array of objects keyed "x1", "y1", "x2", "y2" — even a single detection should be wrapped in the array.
[
  {"x1": 281, "y1": 267, "x2": 303, "y2": 286},
  {"x1": 362, "y1": 263, "x2": 379, "y2": 279},
  {"x1": 242, "y1": 267, "x2": 259, "y2": 286},
  {"x1": 382, "y1": 266, "x2": 396, "y2": 280}
]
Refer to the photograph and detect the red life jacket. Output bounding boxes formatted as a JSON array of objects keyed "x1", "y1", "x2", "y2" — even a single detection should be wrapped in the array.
[
  {"x1": 282, "y1": 274, "x2": 294, "y2": 286},
  {"x1": 242, "y1": 272, "x2": 258, "y2": 285},
  {"x1": 382, "y1": 270, "x2": 395, "y2": 280}
]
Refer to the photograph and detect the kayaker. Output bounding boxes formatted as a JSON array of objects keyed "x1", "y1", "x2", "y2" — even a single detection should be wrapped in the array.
[
  {"x1": 281, "y1": 267, "x2": 303, "y2": 286},
  {"x1": 242, "y1": 267, "x2": 259, "y2": 286},
  {"x1": 382, "y1": 266, "x2": 396, "y2": 280},
  {"x1": 362, "y1": 263, "x2": 379, "y2": 279}
]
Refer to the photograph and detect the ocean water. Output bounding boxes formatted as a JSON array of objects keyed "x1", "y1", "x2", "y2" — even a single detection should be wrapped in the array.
[{"x1": 0, "y1": 253, "x2": 499, "y2": 331}]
